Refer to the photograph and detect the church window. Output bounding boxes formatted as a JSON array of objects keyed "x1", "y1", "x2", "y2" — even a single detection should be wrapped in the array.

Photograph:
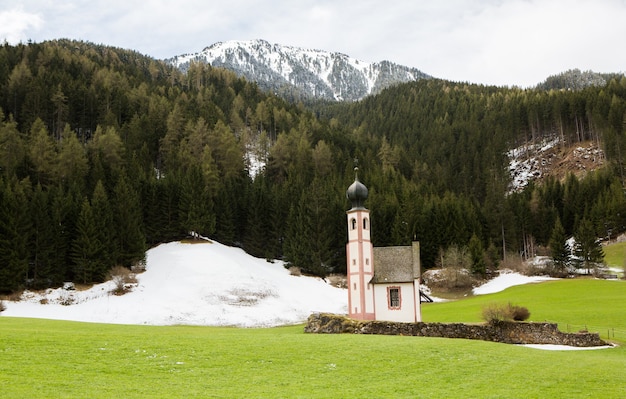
[
  {"x1": 363, "y1": 217, "x2": 369, "y2": 229},
  {"x1": 365, "y1": 258, "x2": 369, "y2": 265},
  {"x1": 350, "y1": 218, "x2": 357, "y2": 230},
  {"x1": 353, "y1": 282, "x2": 357, "y2": 290},
  {"x1": 388, "y1": 287, "x2": 401, "y2": 309}
]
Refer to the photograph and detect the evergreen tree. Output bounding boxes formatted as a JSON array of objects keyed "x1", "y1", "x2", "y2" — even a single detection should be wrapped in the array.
[
  {"x1": 574, "y1": 217, "x2": 604, "y2": 274},
  {"x1": 0, "y1": 115, "x2": 26, "y2": 177},
  {"x1": 468, "y1": 234, "x2": 486, "y2": 276},
  {"x1": 243, "y1": 176, "x2": 271, "y2": 258},
  {"x1": 112, "y1": 174, "x2": 146, "y2": 266},
  {"x1": 28, "y1": 118, "x2": 56, "y2": 185},
  {"x1": 53, "y1": 125, "x2": 89, "y2": 185},
  {"x1": 213, "y1": 179, "x2": 237, "y2": 245},
  {"x1": 91, "y1": 180, "x2": 115, "y2": 271},
  {"x1": 0, "y1": 178, "x2": 31, "y2": 292},
  {"x1": 283, "y1": 194, "x2": 314, "y2": 273},
  {"x1": 71, "y1": 198, "x2": 105, "y2": 284},
  {"x1": 178, "y1": 166, "x2": 216, "y2": 238},
  {"x1": 29, "y1": 184, "x2": 56, "y2": 288},
  {"x1": 48, "y1": 185, "x2": 76, "y2": 285},
  {"x1": 548, "y1": 217, "x2": 571, "y2": 275},
  {"x1": 305, "y1": 177, "x2": 335, "y2": 276}
]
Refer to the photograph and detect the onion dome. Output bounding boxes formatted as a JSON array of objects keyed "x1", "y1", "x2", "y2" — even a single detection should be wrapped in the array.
[{"x1": 346, "y1": 167, "x2": 368, "y2": 210}]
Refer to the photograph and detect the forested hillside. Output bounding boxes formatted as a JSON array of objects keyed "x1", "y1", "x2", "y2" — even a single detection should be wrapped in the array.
[{"x1": 1, "y1": 40, "x2": 625, "y2": 293}]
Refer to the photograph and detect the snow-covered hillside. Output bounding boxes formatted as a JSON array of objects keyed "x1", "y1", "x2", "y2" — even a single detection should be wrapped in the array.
[
  {"x1": 2, "y1": 240, "x2": 347, "y2": 327},
  {"x1": 167, "y1": 39, "x2": 430, "y2": 101}
]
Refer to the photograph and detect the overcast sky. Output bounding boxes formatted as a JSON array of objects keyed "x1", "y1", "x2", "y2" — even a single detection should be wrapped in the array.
[{"x1": 1, "y1": 0, "x2": 625, "y2": 87}]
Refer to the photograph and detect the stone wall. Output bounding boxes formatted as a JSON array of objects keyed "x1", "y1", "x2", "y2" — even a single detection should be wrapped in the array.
[{"x1": 304, "y1": 313, "x2": 608, "y2": 347}]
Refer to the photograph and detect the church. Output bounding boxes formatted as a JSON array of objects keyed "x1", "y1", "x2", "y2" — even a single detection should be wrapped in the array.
[{"x1": 345, "y1": 169, "x2": 422, "y2": 323}]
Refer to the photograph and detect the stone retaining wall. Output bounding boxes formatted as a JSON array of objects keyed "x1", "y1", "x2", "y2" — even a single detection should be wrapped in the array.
[{"x1": 304, "y1": 313, "x2": 608, "y2": 347}]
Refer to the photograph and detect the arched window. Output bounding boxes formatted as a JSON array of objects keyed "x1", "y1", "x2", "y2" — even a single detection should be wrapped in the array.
[
  {"x1": 351, "y1": 218, "x2": 357, "y2": 230},
  {"x1": 363, "y1": 217, "x2": 369, "y2": 230}
]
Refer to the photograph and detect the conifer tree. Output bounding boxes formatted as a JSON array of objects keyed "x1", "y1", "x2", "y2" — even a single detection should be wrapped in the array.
[
  {"x1": 48, "y1": 185, "x2": 75, "y2": 284},
  {"x1": 178, "y1": 166, "x2": 216, "y2": 238},
  {"x1": 468, "y1": 234, "x2": 486, "y2": 276},
  {"x1": 91, "y1": 180, "x2": 115, "y2": 271},
  {"x1": 112, "y1": 174, "x2": 146, "y2": 267},
  {"x1": 53, "y1": 125, "x2": 89, "y2": 185},
  {"x1": 0, "y1": 115, "x2": 26, "y2": 177},
  {"x1": 71, "y1": 198, "x2": 104, "y2": 283},
  {"x1": 243, "y1": 176, "x2": 270, "y2": 258},
  {"x1": 283, "y1": 194, "x2": 314, "y2": 273},
  {"x1": 574, "y1": 217, "x2": 604, "y2": 274},
  {"x1": 29, "y1": 184, "x2": 56, "y2": 288},
  {"x1": 549, "y1": 217, "x2": 571, "y2": 274},
  {"x1": 28, "y1": 118, "x2": 56, "y2": 185},
  {"x1": 0, "y1": 178, "x2": 31, "y2": 292},
  {"x1": 213, "y1": 180, "x2": 237, "y2": 245}
]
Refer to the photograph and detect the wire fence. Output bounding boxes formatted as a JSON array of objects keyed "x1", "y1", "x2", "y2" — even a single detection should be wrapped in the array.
[{"x1": 549, "y1": 321, "x2": 626, "y2": 341}]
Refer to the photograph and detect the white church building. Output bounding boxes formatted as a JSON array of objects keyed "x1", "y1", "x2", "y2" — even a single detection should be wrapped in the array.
[{"x1": 345, "y1": 169, "x2": 422, "y2": 323}]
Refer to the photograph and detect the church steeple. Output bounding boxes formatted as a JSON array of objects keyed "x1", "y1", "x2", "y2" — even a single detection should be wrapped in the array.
[
  {"x1": 345, "y1": 168, "x2": 375, "y2": 320},
  {"x1": 346, "y1": 167, "x2": 368, "y2": 210}
]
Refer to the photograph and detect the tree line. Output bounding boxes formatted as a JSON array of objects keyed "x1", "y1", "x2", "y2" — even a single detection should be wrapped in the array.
[{"x1": 0, "y1": 39, "x2": 625, "y2": 293}]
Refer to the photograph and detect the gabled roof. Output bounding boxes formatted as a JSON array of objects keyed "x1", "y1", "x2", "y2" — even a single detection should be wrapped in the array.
[{"x1": 370, "y1": 243, "x2": 420, "y2": 284}]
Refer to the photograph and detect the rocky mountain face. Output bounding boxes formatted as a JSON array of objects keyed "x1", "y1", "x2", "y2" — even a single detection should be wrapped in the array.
[{"x1": 167, "y1": 39, "x2": 431, "y2": 101}]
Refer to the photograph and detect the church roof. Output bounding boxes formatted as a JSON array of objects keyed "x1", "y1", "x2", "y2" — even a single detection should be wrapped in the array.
[
  {"x1": 371, "y1": 244, "x2": 420, "y2": 284},
  {"x1": 346, "y1": 168, "x2": 368, "y2": 210}
]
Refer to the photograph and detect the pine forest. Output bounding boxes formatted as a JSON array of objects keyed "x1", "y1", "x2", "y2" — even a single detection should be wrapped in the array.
[{"x1": 1, "y1": 39, "x2": 625, "y2": 293}]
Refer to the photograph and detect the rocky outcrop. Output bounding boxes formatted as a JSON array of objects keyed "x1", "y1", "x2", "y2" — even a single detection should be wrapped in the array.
[{"x1": 304, "y1": 313, "x2": 608, "y2": 347}]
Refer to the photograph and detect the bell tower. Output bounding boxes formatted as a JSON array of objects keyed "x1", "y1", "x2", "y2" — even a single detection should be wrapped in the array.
[{"x1": 345, "y1": 168, "x2": 375, "y2": 320}]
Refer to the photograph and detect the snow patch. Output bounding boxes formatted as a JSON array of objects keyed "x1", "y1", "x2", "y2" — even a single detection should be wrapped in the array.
[
  {"x1": 472, "y1": 271, "x2": 556, "y2": 295},
  {"x1": 2, "y1": 241, "x2": 347, "y2": 327},
  {"x1": 521, "y1": 343, "x2": 615, "y2": 351}
]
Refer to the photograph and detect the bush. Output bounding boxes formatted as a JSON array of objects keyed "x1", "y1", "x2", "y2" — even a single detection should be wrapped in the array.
[
  {"x1": 109, "y1": 266, "x2": 137, "y2": 295},
  {"x1": 500, "y1": 253, "x2": 528, "y2": 274},
  {"x1": 0, "y1": 300, "x2": 5, "y2": 312},
  {"x1": 510, "y1": 304, "x2": 531, "y2": 321},
  {"x1": 327, "y1": 274, "x2": 347, "y2": 289},
  {"x1": 482, "y1": 302, "x2": 530, "y2": 322}
]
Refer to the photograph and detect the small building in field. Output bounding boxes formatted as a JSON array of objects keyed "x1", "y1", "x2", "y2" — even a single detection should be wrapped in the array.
[{"x1": 345, "y1": 169, "x2": 421, "y2": 323}]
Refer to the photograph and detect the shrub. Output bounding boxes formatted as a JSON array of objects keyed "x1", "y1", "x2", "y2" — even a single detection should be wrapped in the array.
[
  {"x1": 0, "y1": 300, "x2": 5, "y2": 312},
  {"x1": 109, "y1": 266, "x2": 137, "y2": 295},
  {"x1": 510, "y1": 304, "x2": 531, "y2": 321},
  {"x1": 482, "y1": 302, "x2": 531, "y2": 322},
  {"x1": 327, "y1": 274, "x2": 347, "y2": 289},
  {"x1": 500, "y1": 253, "x2": 528, "y2": 274},
  {"x1": 288, "y1": 266, "x2": 302, "y2": 276}
]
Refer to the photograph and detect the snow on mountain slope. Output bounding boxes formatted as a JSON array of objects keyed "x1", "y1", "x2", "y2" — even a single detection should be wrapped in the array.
[
  {"x1": 507, "y1": 137, "x2": 605, "y2": 193},
  {"x1": 167, "y1": 39, "x2": 430, "y2": 101},
  {"x1": 2, "y1": 240, "x2": 347, "y2": 327}
]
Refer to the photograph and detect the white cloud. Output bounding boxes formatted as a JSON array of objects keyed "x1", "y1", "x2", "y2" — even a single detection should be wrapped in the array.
[
  {"x1": 0, "y1": 0, "x2": 624, "y2": 86},
  {"x1": 0, "y1": 7, "x2": 43, "y2": 43}
]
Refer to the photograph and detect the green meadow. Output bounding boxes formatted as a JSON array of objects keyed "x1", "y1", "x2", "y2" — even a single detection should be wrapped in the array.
[
  {"x1": 604, "y1": 241, "x2": 626, "y2": 274},
  {"x1": 2, "y1": 278, "x2": 625, "y2": 398}
]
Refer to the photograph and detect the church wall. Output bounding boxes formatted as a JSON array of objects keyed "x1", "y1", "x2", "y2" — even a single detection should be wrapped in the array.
[
  {"x1": 346, "y1": 208, "x2": 375, "y2": 319},
  {"x1": 373, "y1": 282, "x2": 418, "y2": 323}
]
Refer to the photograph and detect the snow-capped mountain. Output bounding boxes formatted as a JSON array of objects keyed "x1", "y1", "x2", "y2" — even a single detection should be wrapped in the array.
[{"x1": 167, "y1": 39, "x2": 431, "y2": 101}]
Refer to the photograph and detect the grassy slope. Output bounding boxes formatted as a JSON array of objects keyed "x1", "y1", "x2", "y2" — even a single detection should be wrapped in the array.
[
  {"x1": 1, "y1": 279, "x2": 625, "y2": 398},
  {"x1": 423, "y1": 279, "x2": 626, "y2": 341},
  {"x1": 604, "y1": 241, "x2": 626, "y2": 271}
]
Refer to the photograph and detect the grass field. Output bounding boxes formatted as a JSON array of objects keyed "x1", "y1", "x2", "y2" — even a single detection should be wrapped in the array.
[
  {"x1": 1, "y1": 279, "x2": 625, "y2": 398},
  {"x1": 604, "y1": 241, "x2": 626, "y2": 272}
]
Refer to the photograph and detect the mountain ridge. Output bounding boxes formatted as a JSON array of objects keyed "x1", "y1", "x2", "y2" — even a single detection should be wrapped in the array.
[{"x1": 166, "y1": 39, "x2": 431, "y2": 101}]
